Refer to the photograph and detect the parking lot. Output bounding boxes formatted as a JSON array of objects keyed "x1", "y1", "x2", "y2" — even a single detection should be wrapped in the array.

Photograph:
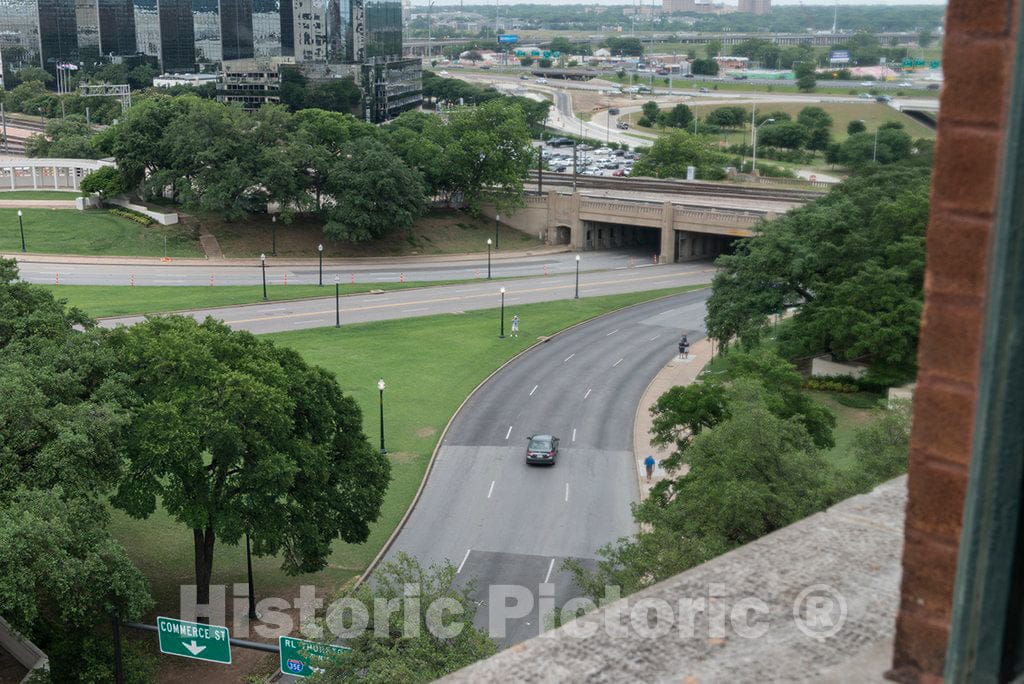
[{"x1": 535, "y1": 140, "x2": 642, "y2": 177}]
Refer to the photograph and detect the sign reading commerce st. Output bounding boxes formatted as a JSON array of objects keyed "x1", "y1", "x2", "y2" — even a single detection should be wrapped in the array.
[{"x1": 156, "y1": 616, "x2": 232, "y2": 664}]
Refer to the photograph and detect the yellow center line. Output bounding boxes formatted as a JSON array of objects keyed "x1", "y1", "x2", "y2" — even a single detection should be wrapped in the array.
[{"x1": 226, "y1": 269, "x2": 715, "y2": 325}]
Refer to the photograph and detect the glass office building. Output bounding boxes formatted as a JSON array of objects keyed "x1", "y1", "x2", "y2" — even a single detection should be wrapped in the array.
[
  {"x1": 38, "y1": 0, "x2": 80, "y2": 69},
  {"x1": 158, "y1": 0, "x2": 196, "y2": 71},
  {"x1": 219, "y1": 0, "x2": 253, "y2": 60}
]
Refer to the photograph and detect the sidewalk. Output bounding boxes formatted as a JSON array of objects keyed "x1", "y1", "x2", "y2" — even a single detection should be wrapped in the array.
[{"x1": 632, "y1": 338, "x2": 714, "y2": 499}]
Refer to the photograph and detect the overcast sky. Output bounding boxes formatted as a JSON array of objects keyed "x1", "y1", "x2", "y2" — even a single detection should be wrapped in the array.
[{"x1": 429, "y1": 1, "x2": 946, "y2": 6}]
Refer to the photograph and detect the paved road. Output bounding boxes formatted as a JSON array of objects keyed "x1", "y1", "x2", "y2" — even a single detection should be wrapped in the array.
[
  {"x1": 97, "y1": 260, "x2": 716, "y2": 334},
  {"x1": 380, "y1": 289, "x2": 710, "y2": 647},
  {"x1": 10, "y1": 247, "x2": 662, "y2": 287}
]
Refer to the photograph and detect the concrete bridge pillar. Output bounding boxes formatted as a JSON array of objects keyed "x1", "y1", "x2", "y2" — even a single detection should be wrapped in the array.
[{"x1": 660, "y1": 202, "x2": 675, "y2": 263}]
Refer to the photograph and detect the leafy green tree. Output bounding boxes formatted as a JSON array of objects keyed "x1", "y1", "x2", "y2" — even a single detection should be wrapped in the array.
[
  {"x1": 17, "y1": 65, "x2": 52, "y2": 84},
  {"x1": 662, "y1": 103, "x2": 693, "y2": 130},
  {"x1": 705, "y1": 166, "x2": 930, "y2": 382},
  {"x1": 794, "y1": 61, "x2": 817, "y2": 92},
  {"x1": 629, "y1": 130, "x2": 729, "y2": 180},
  {"x1": 705, "y1": 106, "x2": 746, "y2": 128},
  {"x1": 641, "y1": 100, "x2": 660, "y2": 122},
  {"x1": 806, "y1": 126, "x2": 833, "y2": 152},
  {"x1": 797, "y1": 106, "x2": 833, "y2": 131},
  {"x1": 847, "y1": 119, "x2": 867, "y2": 135},
  {"x1": 757, "y1": 121, "x2": 809, "y2": 149},
  {"x1": 690, "y1": 58, "x2": 719, "y2": 76},
  {"x1": 108, "y1": 316, "x2": 391, "y2": 611},
  {"x1": 323, "y1": 137, "x2": 426, "y2": 242},
  {"x1": 319, "y1": 554, "x2": 497, "y2": 683}
]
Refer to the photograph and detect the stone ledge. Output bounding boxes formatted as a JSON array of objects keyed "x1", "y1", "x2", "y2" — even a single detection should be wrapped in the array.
[{"x1": 443, "y1": 477, "x2": 906, "y2": 683}]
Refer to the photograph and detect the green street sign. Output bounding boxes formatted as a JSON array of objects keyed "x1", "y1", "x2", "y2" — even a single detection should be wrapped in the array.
[
  {"x1": 156, "y1": 617, "x2": 231, "y2": 664},
  {"x1": 279, "y1": 636, "x2": 351, "y2": 678}
]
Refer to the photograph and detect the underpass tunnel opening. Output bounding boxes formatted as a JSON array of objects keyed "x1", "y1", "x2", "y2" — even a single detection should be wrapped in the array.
[
  {"x1": 554, "y1": 225, "x2": 572, "y2": 245},
  {"x1": 674, "y1": 231, "x2": 738, "y2": 263},
  {"x1": 582, "y1": 221, "x2": 660, "y2": 254}
]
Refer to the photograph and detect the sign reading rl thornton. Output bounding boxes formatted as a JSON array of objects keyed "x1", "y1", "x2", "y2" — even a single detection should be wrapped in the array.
[
  {"x1": 156, "y1": 616, "x2": 232, "y2": 664},
  {"x1": 279, "y1": 636, "x2": 351, "y2": 678}
]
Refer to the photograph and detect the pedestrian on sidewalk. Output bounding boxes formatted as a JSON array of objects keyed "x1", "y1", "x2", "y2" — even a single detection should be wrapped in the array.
[
  {"x1": 678, "y1": 334, "x2": 689, "y2": 360},
  {"x1": 511, "y1": 314, "x2": 520, "y2": 338},
  {"x1": 644, "y1": 454, "x2": 657, "y2": 482}
]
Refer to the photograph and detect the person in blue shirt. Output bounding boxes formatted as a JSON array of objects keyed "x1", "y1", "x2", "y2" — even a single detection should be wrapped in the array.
[{"x1": 644, "y1": 454, "x2": 657, "y2": 482}]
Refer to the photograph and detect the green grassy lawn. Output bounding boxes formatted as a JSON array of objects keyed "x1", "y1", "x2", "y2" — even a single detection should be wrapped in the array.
[
  {"x1": 41, "y1": 281, "x2": 465, "y2": 318},
  {"x1": 108, "y1": 285, "x2": 705, "y2": 614},
  {"x1": 0, "y1": 190, "x2": 83, "y2": 200},
  {"x1": 0, "y1": 208, "x2": 203, "y2": 257}
]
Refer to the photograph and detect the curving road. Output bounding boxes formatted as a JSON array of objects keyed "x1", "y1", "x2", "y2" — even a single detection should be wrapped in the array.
[{"x1": 379, "y1": 288, "x2": 710, "y2": 646}]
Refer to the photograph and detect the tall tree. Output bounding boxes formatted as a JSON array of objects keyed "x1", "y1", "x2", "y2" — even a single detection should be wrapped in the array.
[
  {"x1": 108, "y1": 316, "x2": 391, "y2": 611},
  {"x1": 705, "y1": 166, "x2": 930, "y2": 383}
]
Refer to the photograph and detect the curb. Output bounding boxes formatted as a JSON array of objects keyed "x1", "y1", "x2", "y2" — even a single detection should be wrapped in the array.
[{"x1": 352, "y1": 287, "x2": 708, "y2": 590}]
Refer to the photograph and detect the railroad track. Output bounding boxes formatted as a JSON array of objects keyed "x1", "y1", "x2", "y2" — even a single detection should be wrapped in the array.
[{"x1": 527, "y1": 171, "x2": 826, "y2": 203}]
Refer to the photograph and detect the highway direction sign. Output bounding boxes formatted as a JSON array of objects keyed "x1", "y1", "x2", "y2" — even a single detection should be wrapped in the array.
[
  {"x1": 279, "y1": 636, "x2": 350, "y2": 678},
  {"x1": 156, "y1": 617, "x2": 231, "y2": 664}
]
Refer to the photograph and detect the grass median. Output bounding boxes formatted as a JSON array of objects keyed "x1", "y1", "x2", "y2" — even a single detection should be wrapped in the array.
[
  {"x1": 0, "y1": 208, "x2": 203, "y2": 257},
  {"x1": 107, "y1": 284, "x2": 706, "y2": 613},
  {"x1": 43, "y1": 281, "x2": 465, "y2": 318}
]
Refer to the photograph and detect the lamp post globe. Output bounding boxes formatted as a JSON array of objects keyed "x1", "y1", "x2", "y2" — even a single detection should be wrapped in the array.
[
  {"x1": 317, "y1": 243, "x2": 324, "y2": 286},
  {"x1": 334, "y1": 275, "x2": 341, "y2": 328},
  {"x1": 499, "y1": 287, "x2": 506, "y2": 338},
  {"x1": 574, "y1": 254, "x2": 581, "y2": 299},
  {"x1": 260, "y1": 253, "x2": 267, "y2": 301}
]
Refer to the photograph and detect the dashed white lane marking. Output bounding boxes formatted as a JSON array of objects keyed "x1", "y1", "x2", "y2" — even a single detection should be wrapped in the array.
[
  {"x1": 505, "y1": 425, "x2": 513, "y2": 440},
  {"x1": 487, "y1": 480, "x2": 495, "y2": 499},
  {"x1": 564, "y1": 483, "x2": 570, "y2": 502},
  {"x1": 606, "y1": 329, "x2": 619, "y2": 336},
  {"x1": 545, "y1": 558, "x2": 556, "y2": 583},
  {"x1": 612, "y1": 358, "x2": 624, "y2": 367},
  {"x1": 572, "y1": 428, "x2": 577, "y2": 442},
  {"x1": 530, "y1": 384, "x2": 538, "y2": 396},
  {"x1": 584, "y1": 388, "x2": 592, "y2": 399},
  {"x1": 563, "y1": 353, "x2": 575, "y2": 362},
  {"x1": 457, "y1": 549, "x2": 471, "y2": 574}
]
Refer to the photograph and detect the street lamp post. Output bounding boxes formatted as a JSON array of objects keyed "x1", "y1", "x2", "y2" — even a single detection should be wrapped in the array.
[
  {"x1": 487, "y1": 238, "x2": 492, "y2": 279},
  {"x1": 334, "y1": 275, "x2": 340, "y2": 328},
  {"x1": 260, "y1": 253, "x2": 267, "y2": 301},
  {"x1": 377, "y1": 379, "x2": 387, "y2": 454},
  {"x1": 494, "y1": 214, "x2": 500, "y2": 250},
  {"x1": 271, "y1": 215, "x2": 277, "y2": 256},
  {"x1": 18, "y1": 209, "x2": 25, "y2": 252},
  {"x1": 317, "y1": 244, "x2": 324, "y2": 286},
  {"x1": 751, "y1": 117, "x2": 775, "y2": 174},
  {"x1": 499, "y1": 287, "x2": 506, "y2": 338},
  {"x1": 244, "y1": 532, "x2": 259, "y2": 619},
  {"x1": 574, "y1": 254, "x2": 580, "y2": 298}
]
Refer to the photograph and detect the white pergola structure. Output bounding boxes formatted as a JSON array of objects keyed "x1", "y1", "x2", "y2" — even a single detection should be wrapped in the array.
[{"x1": 0, "y1": 156, "x2": 116, "y2": 191}]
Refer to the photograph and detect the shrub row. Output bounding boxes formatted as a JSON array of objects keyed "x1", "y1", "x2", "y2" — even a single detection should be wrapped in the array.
[
  {"x1": 804, "y1": 377, "x2": 859, "y2": 393},
  {"x1": 108, "y1": 207, "x2": 155, "y2": 226}
]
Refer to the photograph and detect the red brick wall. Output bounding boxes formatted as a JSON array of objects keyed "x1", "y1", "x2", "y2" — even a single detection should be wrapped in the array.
[{"x1": 891, "y1": 0, "x2": 1021, "y2": 680}]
